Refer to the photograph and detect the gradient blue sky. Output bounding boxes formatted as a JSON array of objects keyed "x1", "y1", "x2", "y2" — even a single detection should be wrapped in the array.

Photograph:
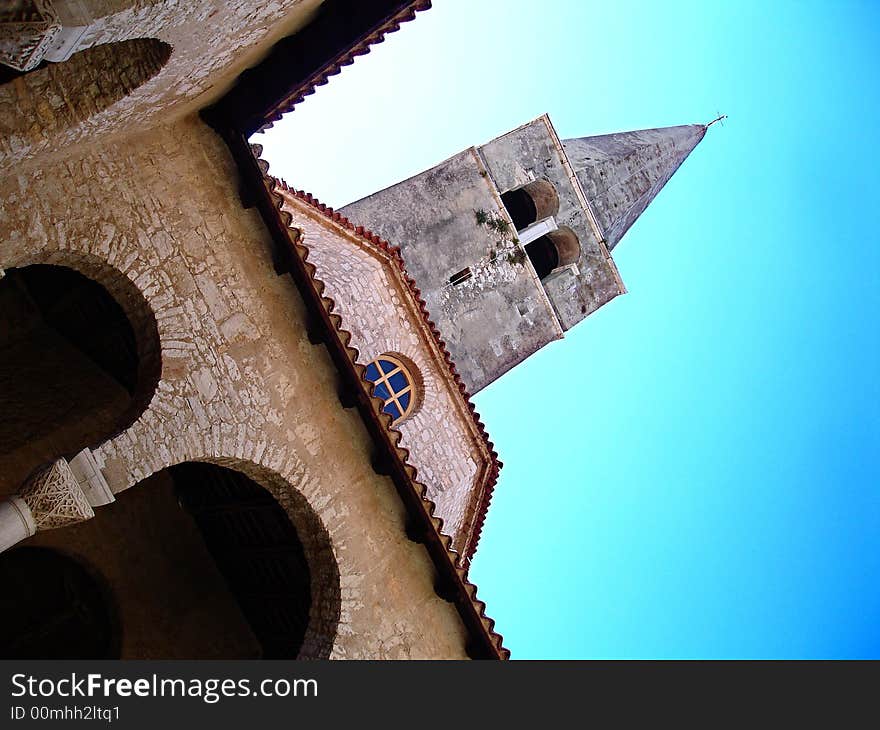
[{"x1": 256, "y1": 0, "x2": 880, "y2": 658}]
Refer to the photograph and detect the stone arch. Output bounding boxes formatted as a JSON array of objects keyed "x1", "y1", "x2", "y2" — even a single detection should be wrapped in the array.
[
  {"x1": 500, "y1": 179, "x2": 560, "y2": 231},
  {"x1": 0, "y1": 1, "x2": 167, "y2": 76},
  {"x1": 9, "y1": 449, "x2": 341, "y2": 658},
  {"x1": 0, "y1": 252, "x2": 161, "y2": 494},
  {"x1": 525, "y1": 225, "x2": 581, "y2": 280},
  {"x1": 548, "y1": 225, "x2": 581, "y2": 266},
  {"x1": 0, "y1": 37, "x2": 171, "y2": 167},
  {"x1": 50, "y1": 1, "x2": 170, "y2": 60},
  {"x1": 130, "y1": 456, "x2": 341, "y2": 660}
]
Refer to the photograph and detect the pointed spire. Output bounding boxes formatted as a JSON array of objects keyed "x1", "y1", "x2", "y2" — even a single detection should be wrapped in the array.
[{"x1": 562, "y1": 124, "x2": 706, "y2": 251}]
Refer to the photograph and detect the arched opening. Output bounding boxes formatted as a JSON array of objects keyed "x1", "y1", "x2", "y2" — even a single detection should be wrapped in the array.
[
  {"x1": 2, "y1": 461, "x2": 340, "y2": 659},
  {"x1": 0, "y1": 547, "x2": 120, "y2": 659},
  {"x1": 524, "y1": 236, "x2": 558, "y2": 280},
  {"x1": 525, "y1": 226, "x2": 581, "y2": 280},
  {"x1": 0, "y1": 38, "x2": 171, "y2": 165},
  {"x1": 171, "y1": 462, "x2": 317, "y2": 659},
  {"x1": 500, "y1": 179, "x2": 560, "y2": 231},
  {"x1": 0, "y1": 263, "x2": 160, "y2": 496}
]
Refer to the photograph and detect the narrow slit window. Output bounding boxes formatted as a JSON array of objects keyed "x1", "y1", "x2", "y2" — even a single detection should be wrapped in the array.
[{"x1": 449, "y1": 267, "x2": 472, "y2": 286}]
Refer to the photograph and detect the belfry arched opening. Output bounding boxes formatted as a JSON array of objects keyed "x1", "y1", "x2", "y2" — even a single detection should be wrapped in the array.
[{"x1": 524, "y1": 226, "x2": 581, "y2": 280}]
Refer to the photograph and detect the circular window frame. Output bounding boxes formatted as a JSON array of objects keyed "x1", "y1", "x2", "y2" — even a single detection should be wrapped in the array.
[{"x1": 363, "y1": 354, "x2": 421, "y2": 425}]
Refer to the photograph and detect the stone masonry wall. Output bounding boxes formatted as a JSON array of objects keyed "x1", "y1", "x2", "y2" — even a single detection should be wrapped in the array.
[
  {"x1": 341, "y1": 148, "x2": 564, "y2": 394},
  {"x1": 0, "y1": 114, "x2": 470, "y2": 659},
  {"x1": 278, "y1": 196, "x2": 490, "y2": 554},
  {"x1": 1, "y1": 0, "x2": 324, "y2": 173},
  {"x1": 478, "y1": 115, "x2": 624, "y2": 332}
]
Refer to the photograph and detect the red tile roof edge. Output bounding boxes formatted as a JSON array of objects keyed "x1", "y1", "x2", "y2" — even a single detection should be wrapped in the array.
[
  {"x1": 251, "y1": 148, "x2": 508, "y2": 658},
  {"x1": 258, "y1": 161, "x2": 501, "y2": 564},
  {"x1": 258, "y1": 1, "x2": 433, "y2": 132}
]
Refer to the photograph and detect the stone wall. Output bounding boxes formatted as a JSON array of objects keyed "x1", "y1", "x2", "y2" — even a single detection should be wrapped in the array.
[
  {"x1": 342, "y1": 148, "x2": 564, "y2": 394},
  {"x1": 478, "y1": 115, "x2": 624, "y2": 331},
  {"x1": 0, "y1": 113, "x2": 470, "y2": 659},
  {"x1": 277, "y1": 193, "x2": 492, "y2": 555},
  {"x1": 0, "y1": 38, "x2": 171, "y2": 166},
  {"x1": 1, "y1": 0, "x2": 324, "y2": 173}
]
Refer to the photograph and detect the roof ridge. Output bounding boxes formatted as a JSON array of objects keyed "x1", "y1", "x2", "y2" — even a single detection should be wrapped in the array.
[
  {"x1": 257, "y1": 1, "x2": 433, "y2": 132},
  {"x1": 252, "y1": 148, "x2": 507, "y2": 658},
  {"x1": 262, "y1": 166, "x2": 503, "y2": 544},
  {"x1": 263, "y1": 169, "x2": 501, "y2": 560}
]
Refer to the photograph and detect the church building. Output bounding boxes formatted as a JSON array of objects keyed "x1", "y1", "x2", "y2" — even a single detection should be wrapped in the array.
[{"x1": 0, "y1": 0, "x2": 706, "y2": 659}]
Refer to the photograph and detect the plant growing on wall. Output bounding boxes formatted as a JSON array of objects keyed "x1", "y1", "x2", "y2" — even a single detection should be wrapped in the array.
[{"x1": 487, "y1": 216, "x2": 510, "y2": 234}]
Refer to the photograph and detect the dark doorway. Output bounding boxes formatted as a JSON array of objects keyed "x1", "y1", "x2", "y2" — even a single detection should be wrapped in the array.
[
  {"x1": 501, "y1": 187, "x2": 537, "y2": 231},
  {"x1": 0, "y1": 265, "x2": 147, "y2": 495},
  {"x1": 171, "y1": 463, "x2": 313, "y2": 659}
]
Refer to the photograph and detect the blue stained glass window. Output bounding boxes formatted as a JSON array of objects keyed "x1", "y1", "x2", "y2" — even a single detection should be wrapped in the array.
[
  {"x1": 388, "y1": 371, "x2": 408, "y2": 391},
  {"x1": 364, "y1": 354, "x2": 417, "y2": 424},
  {"x1": 383, "y1": 401, "x2": 402, "y2": 420}
]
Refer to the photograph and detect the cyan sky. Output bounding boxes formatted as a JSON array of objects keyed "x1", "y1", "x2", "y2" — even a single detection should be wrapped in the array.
[{"x1": 256, "y1": 0, "x2": 880, "y2": 658}]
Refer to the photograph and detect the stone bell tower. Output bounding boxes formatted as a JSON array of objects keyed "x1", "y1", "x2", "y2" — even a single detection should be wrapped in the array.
[{"x1": 341, "y1": 114, "x2": 708, "y2": 394}]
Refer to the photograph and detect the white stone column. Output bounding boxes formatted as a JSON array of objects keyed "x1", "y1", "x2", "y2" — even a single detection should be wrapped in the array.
[
  {"x1": 0, "y1": 498, "x2": 36, "y2": 552},
  {"x1": 43, "y1": 0, "x2": 97, "y2": 64},
  {"x1": 0, "y1": 448, "x2": 115, "y2": 553}
]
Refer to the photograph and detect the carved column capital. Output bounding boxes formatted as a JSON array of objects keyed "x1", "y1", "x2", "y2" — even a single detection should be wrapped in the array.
[
  {"x1": 19, "y1": 457, "x2": 95, "y2": 531},
  {"x1": 0, "y1": 0, "x2": 62, "y2": 72}
]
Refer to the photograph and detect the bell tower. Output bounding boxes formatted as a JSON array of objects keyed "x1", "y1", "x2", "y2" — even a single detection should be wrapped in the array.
[{"x1": 340, "y1": 114, "x2": 708, "y2": 394}]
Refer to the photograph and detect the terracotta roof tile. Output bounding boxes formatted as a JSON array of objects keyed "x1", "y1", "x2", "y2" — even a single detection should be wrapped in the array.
[
  {"x1": 252, "y1": 145, "x2": 507, "y2": 659},
  {"x1": 258, "y1": 1, "x2": 433, "y2": 132},
  {"x1": 264, "y1": 170, "x2": 501, "y2": 563}
]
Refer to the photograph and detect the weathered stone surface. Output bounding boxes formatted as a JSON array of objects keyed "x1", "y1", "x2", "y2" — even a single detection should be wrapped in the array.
[
  {"x1": 1, "y1": 115, "x2": 470, "y2": 659},
  {"x1": 277, "y1": 191, "x2": 494, "y2": 557},
  {"x1": 478, "y1": 115, "x2": 625, "y2": 333},
  {"x1": 342, "y1": 115, "x2": 706, "y2": 394},
  {"x1": 342, "y1": 115, "x2": 628, "y2": 392},
  {"x1": 342, "y1": 146, "x2": 567, "y2": 393},
  {"x1": 563, "y1": 124, "x2": 706, "y2": 251},
  {"x1": 0, "y1": 0, "x2": 324, "y2": 172}
]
